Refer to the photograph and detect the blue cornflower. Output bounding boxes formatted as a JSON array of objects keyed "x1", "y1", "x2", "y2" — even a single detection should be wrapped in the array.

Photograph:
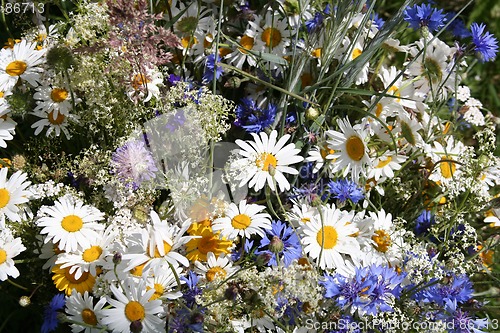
[
  {"x1": 231, "y1": 239, "x2": 254, "y2": 261},
  {"x1": 305, "y1": 12, "x2": 324, "y2": 33},
  {"x1": 41, "y1": 293, "x2": 66, "y2": 333},
  {"x1": 404, "y1": 4, "x2": 447, "y2": 32},
  {"x1": 371, "y1": 12, "x2": 385, "y2": 29},
  {"x1": 320, "y1": 270, "x2": 375, "y2": 310},
  {"x1": 470, "y1": 23, "x2": 499, "y2": 63},
  {"x1": 327, "y1": 178, "x2": 364, "y2": 204},
  {"x1": 181, "y1": 271, "x2": 202, "y2": 308},
  {"x1": 415, "y1": 210, "x2": 435, "y2": 236},
  {"x1": 440, "y1": 299, "x2": 488, "y2": 333},
  {"x1": 422, "y1": 274, "x2": 474, "y2": 306},
  {"x1": 168, "y1": 73, "x2": 182, "y2": 86},
  {"x1": 257, "y1": 220, "x2": 302, "y2": 267},
  {"x1": 234, "y1": 97, "x2": 276, "y2": 133},
  {"x1": 202, "y1": 53, "x2": 223, "y2": 83},
  {"x1": 446, "y1": 13, "x2": 471, "y2": 39},
  {"x1": 365, "y1": 265, "x2": 406, "y2": 315}
]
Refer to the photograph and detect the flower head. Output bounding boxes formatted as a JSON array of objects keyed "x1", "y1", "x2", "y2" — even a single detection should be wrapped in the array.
[
  {"x1": 234, "y1": 98, "x2": 276, "y2": 133},
  {"x1": 110, "y1": 140, "x2": 158, "y2": 189},
  {"x1": 470, "y1": 22, "x2": 499, "y2": 62},
  {"x1": 327, "y1": 178, "x2": 364, "y2": 204},
  {"x1": 202, "y1": 54, "x2": 223, "y2": 83},
  {"x1": 257, "y1": 220, "x2": 302, "y2": 267},
  {"x1": 41, "y1": 293, "x2": 66, "y2": 333},
  {"x1": 404, "y1": 4, "x2": 447, "y2": 32}
]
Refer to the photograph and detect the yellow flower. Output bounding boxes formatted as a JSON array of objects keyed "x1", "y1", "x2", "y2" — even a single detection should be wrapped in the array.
[
  {"x1": 186, "y1": 224, "x2": 232, "y2": 262},
  {"x1": 52, "y1": 264, "x2": 98, "y2": 296}
]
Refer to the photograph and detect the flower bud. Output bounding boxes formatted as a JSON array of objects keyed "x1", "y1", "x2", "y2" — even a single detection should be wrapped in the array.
[
  {"x1": 224, "y1": 283, "x2": 240, "y2": 301},
  {"x1": 113, "y1": 251, "x2": 122, "y2": 265},
  {"x1": 19, "y1": 296, "x2": 31, "y2": 307},
  {"x1": 305, "y1": 107, "x2": 320, "y2": 121},
  {"x1": 46, "y1": 46, "x2": 75, "y2": 73},
  {"x1": 269, "y1": 235, "x2": 284, "y2": 254},
  {"x1": 256, "y1": 252, "x2": 272, "y2": 266}
]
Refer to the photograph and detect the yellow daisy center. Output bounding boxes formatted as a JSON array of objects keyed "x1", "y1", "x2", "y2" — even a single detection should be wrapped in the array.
[
  {"x1": 316, "y1": 226, "x2": 338, "y2": 249},
  {"x1": 81, "y1": 308, "x2": 98, "y2": 325},
  {"x1": 0, "y1": 249, "x2": 7, "y2": 264},
  {"x1": 50, "y1": 88, "x2": 69, "y2": 103},
  {"x1": 256, "y1": 152, "x2": 277, "y2": 171},
  {"x1": 203, "y1": 33, "x2": 213, "y2": 49},
  {"x1": 6, "y1": 60, "x2": 27, "y2": 76},
  {"x1": 181, "y1": 36, "x2": 197, "y2": 49},
  {"x1": 261, "y1": 27, "x2": 282, "y2": 49},
  {"x1": 440, "y1": 156, "x2": 456, "y2": 179},
  {"x1": 61, "y1": 215, "x2": 84, "y2": 232},
  {"x1": 231, "y1": 213, "x2": 251, "y2": 230},
  {"x1": 0, "y1": 91, "x2": 4, "y2": 98},
  {"x1": 311, "y1": 48, "x2": 322, "y2": 58},
  {"x1": 239, "y1": 35, "x2": 254, "y2": 54},
  {"x1": 0, "y1": 188, "x2": 10, "y2": 208},
  {"x1": 320, "y1": 145, "x2": 334, "y2": 160},
  {"x1": 82, "y1": 246, "x2": 103, "y2": 263},
  {"x1": 48, "y1": 110, "x2": 66, "y2": 125},
  {"x1": 125, "y1": 301, "x2": 145, "y2": 322},
  {"x1": 352, "y1": 48, "x2": 362, "y2": 59},
  {"x1": 130, "y1": 262, "x2": 147, "y2": 277},
  {"x1": 153, "y1": 241, "x2": 173, "y2": 258},
  {"x1": 376, "y1": 156, "x2": 392, "y2": 168},
  {"x1": 345, "y1": 136, "x2": 365, "y2": 161},
  {"x1": 148, "y1": 283, "x2": 165, "y2": 301},
  {"x1": 388, "y1": 85, "x2": 401, "y2": 102},
  {"x1": 206, "y1": 266, "x2": 226, "y2": 282},
  {"x1": 372, "y1": 230, "x2": 391, "y2": 253}
]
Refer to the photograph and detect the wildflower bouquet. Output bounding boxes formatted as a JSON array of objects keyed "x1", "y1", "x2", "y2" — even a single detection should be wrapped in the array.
[{"x1": 0, "y1": 0, "x2": 499, "y2": 332}]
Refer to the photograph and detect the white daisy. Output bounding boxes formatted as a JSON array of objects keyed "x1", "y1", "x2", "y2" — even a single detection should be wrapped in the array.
[
  {"x1": 33, "y1": 82, "x2": 78, "y2": 117},
  {"x1": 367, "y1": 152, "x2": 407, "y2": 181},
  {"x1": 194, "y1": 252, "x2": 239, "y2": 282},
  {"x1": 484, "y1": 208, "x2": 500, "y2": 227},
  {"x1": 394, "y1": 110, "x2": 424, "y2": 150},
  {"x1": 326, "y1": 118, "x2": 371, "y2": 183},
  {"x1": 286, "y1": 201, "x2": 318, "y2": 227},
  {"x1": 101, "y1": 278, "x2": 164, "y2": 333},
  {"x1": 127, "y1": 67, "x2": 163, "y2": 103},
  {"x1": 0, "y1": 231, "x2": 26, "y2": 281},
  {"x1": 212, "y1": 200, "x2": 272, "y2": 240},
  {"x1": 305, "y1": 142, "x2": 337, "y2": 174},
  {"x1": 250, "y1": 11, "x2": 293, "y2": 56},
  {"x1": 31, "y1": 108, "x2": 79, "y2": 139},
  {"x1": 123, "y1": 211, "x2": 193, "y2": 276},
  {"x1": 378, "y1": 65, "x2": 417, "y2": 109},
  {"x1": 0, "y1": 39, "x2": 45, "y2": 91},
  {"x1": 0, "y1": 115, "x2": 16, "y2": 148},
  {"x1": 225, "y1": 32, "x2": 258, "y2": 69},
  {"x1": 406, "y1": 37, "x2": 456, "y2": 100},
  {"x1": 429, "y1": 136, "x2": 465, "y2": 182},
  {"x1": 65, "y1": 291, "x2": 107, "y2": 333},
  {"x1": 145, "y1": 263, "x2": 184, "y2": 300},
  {"x1": 232, "y1": 130, "x2": 304, "y2": 192},
  {"x1": 37, "y1": 194, "x2": 105, "y2": 253},
  {"x1": 56, "y1": 226, "x2": 116, "y2": 279},
  {"x1": 300, "y1": 204, "x2": 361, "y2": 270},
  {"x1": 0, "y1": 89, "x2": 12, "y2": 116},
  {"x1": 0, "y1": 168, "x2": 31, "y2": 226}
]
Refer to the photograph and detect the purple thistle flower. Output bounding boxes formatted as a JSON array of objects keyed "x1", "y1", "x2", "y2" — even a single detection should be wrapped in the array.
[
  {"x1": 470, "y1": 23, "x2": 499, "y2": 63},
  {"x1": 327, "y1": 178, "x2": 364, "y2": 204},
  {"x1": 404, "y1": 4, "x2": 447, "y2": 32},
  {"x1": 41, "y1": 293, "x2": 65, "y2": 333},
  {"x1": 257, "y1": 220, "x2": 302, "y2": 267},
  {"x1": 110, "y1": 140, "x2": 158, "y2": 189}
]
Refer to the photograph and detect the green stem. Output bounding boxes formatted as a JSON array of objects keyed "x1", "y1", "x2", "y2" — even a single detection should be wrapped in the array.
[{"x1": 6, "y1": 278, "x2": 29, "y2": 291}]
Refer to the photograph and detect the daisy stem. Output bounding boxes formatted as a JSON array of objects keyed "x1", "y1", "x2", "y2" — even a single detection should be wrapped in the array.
[
  {"x1": 64, "y1": 68, "x2": 77, "y2": 112},
  {"x1": 265, "y1": 185, "x2": 280, "y2": 220},
  {"x1": 6, "y1": 278, "x2": 29, "y2": 291}
]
